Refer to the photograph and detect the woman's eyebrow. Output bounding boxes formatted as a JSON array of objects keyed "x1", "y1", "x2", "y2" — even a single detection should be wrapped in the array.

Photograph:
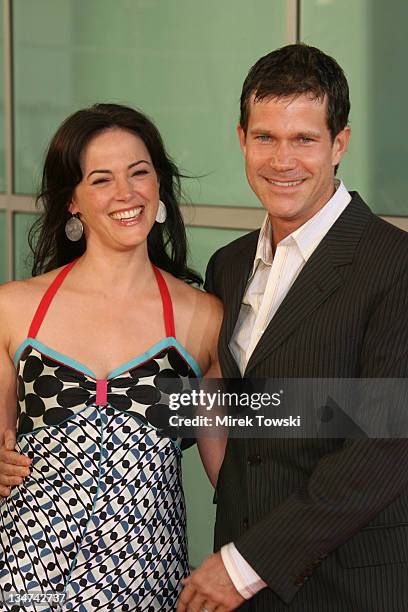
[{"x1": 87, "y1": 159, "x2": 151, "y2": 179}]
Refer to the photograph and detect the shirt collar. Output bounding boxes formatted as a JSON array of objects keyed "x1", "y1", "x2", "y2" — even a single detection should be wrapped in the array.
[{"x1": 252, "y1": 179, "x2": 351, "y2": 272}]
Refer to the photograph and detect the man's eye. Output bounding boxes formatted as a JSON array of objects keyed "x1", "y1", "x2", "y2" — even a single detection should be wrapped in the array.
[
  {"x1": 255, "y1": 134, "x2": 271, "y2": 142},
  {"x1": 299, "y1": 137, "x2": 313, "y2": 144}
]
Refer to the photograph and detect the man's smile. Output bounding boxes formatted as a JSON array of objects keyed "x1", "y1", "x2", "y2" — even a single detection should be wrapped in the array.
[{"x1": 264, "y1": 178, "x2": 306, "y2": 188}]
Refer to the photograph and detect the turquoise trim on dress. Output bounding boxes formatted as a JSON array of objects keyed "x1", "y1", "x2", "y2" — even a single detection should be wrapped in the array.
[
  {"x1": 14, "y1": 338, "x2": 96, "y2": 378},
  {"x1": 14, "y1": 336, "x2": 201, "y2": 381},
  {"x1": 107, "y1": 336, "x2": 202, "y2": 379}
]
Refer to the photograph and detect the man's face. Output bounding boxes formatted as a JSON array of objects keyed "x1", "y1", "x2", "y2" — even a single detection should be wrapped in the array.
[{"x1": 238, "y1": 94, "x2": 350, "y2": 239}]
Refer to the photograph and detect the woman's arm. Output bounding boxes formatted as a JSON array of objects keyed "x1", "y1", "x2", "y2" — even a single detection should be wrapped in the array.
[
  {"x1": 0, "y1": 300, "x2": 18, "y2": 440},
  {"x1": 197, "y1": 436, "x2": 227, "y2": 488},
  {"x1": 0, "y1": 289, "x2": 31, "y2": 496},
  {"x1": 196, "y1": 296, "x2": 227, "y2": 487}
]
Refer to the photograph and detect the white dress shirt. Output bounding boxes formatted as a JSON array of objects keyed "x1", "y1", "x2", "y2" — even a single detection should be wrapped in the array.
[{"x1": 222, "y1": 180, "x2": 351, "y2": 598}]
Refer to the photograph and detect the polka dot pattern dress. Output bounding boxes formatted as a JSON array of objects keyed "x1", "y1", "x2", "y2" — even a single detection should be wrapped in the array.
[{"x1": 0, "y1": 261, "x2": 201, "y2": 611}]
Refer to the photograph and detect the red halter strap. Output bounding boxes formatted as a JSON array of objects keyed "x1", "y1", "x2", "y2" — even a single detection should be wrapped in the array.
[
  {"x1": 28, "y1": 259, "x2": 79, "y2": 339},
  {"x1": 152, "y1": 266, "x2": 176, "y2": 338},
  {"x1": 27, "y1": 259, "x2": 175, "y2": 340}
]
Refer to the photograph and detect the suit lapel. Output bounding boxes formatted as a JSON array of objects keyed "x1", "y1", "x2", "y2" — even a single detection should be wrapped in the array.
[
  {"x1": 244, "y1": 241, "x2": 343, "y2": 374},
  {"x1": 244, "y1": 194, "x2": 373, "y2": 376},
  {"x1": 219, "y1": 234, "x2": 258, "y2": 378}
]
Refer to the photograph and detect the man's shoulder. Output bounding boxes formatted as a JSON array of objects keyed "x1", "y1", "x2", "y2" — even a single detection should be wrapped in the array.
[
  {"x1": 204, "y1": 229, "x2": 259, "y2": 295},
  {"x1": 343, "y1": 191, "x2": 407, "y2": 245},
  {"x1": 371, "y1": 216, "x2": 408, "y2": 245},
  {"x1": 353, "y1": 194, "x2": 408, "y2": 254},
  {"x1": 346, "y1": 192, "x2": 408, "y2": 280},
  {"x1": 369, "y1": 212, "x2": 408, "y2": 244}
]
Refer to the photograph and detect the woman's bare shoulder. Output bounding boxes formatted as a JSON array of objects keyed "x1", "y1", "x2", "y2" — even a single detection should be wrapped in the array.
[
  {"x1": 0, "y1": 268, "x2": 60, "y2": 298},
  {"x1": 193, "y1": 286, "x2": 223, "y2": 324},
  {"x1": 162, "y1": 271, "x2": 223, "y2": 321},
  {"x1": 0, "y1": 269, "x2": 61, "y2": 325}
]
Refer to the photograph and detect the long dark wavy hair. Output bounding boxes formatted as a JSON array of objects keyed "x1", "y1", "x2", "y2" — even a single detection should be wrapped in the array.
[{"x1": 29, "y1": 103, "x2": 201, "y2": 285}]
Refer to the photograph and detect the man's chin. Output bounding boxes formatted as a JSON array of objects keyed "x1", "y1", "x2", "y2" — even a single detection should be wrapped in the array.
[{"x1": 263, "y1": 201, "x2": 305, "y2": 221}]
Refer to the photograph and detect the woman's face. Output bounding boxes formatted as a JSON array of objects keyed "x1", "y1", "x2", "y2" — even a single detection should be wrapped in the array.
[{"x1": 70, "y1": 127, "x2": 160, "y2": 252}]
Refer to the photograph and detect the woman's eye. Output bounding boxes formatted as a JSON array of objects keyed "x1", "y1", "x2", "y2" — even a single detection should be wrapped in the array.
[
  {"x1": 92, "y1": 178, "x2": 110, "y2": 185},
  {"x1": 132, "y1": 169, "x2": 148, "y2": 177}
]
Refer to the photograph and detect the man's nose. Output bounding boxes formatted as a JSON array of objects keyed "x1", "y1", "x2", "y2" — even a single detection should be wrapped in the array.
[{"x1": 269, "y1": 142, "x2": 296, "y2": 170}]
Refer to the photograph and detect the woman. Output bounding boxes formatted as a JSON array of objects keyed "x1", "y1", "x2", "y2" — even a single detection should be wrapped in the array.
[{"x1": 0, "y1": 104, "x2": 223, "y2": 611}]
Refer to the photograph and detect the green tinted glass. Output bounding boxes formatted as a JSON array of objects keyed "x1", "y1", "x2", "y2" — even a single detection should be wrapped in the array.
[
  {"x1": 13, "y1": 0, "x2": 287, "y2": 206},
  {"x1": 187, "y1": 226, "x2": 248, "y2": 278},
  {"x1": 183, "y1": 446, "x2": 215, "y2": 567},
  {"x1": 301, "y1": 0, "x2": 407, "y2": 215}
]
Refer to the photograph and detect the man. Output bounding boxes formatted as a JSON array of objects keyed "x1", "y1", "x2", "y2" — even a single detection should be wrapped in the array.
[{"x1": 178, "y1": 44, "x2": 408, "y2": 611}]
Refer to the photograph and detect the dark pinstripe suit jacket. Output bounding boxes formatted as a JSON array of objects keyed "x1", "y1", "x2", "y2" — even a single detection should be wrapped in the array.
[{"x1": 205, "y1": 194, "x2": 408, "y2": 611}]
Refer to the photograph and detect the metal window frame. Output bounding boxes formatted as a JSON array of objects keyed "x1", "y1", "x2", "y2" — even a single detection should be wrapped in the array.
[{"x1": 1, "y1": 0, "x2": 407, "y2": 281}]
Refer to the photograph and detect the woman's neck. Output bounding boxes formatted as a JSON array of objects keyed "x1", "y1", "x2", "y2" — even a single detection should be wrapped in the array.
[{"x1": 71, "y1": 243, "x2": 157, "y2": 299}]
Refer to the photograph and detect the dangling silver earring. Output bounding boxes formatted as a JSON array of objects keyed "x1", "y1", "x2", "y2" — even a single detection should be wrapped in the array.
[
  {"x1": 155, "y1": 200, "x2": 167, "y2": 224},
  {"x1": 65, "y1": 213, "x2": 84, "y2": 241}
]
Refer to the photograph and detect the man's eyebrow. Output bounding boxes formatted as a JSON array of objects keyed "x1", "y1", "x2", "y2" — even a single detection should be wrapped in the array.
[
  {"x1": 295, "y1": 130, "x2": 321, "y2": 138},
  {"x1": 249, "y1": 127, "x2": 321, "y2": 138},
  {"x1": 87, "y1": 159, "x2": 151, "y2": 179},
  {"x1": 248, "y1": 127, "x2": 273, "y2": 134}
]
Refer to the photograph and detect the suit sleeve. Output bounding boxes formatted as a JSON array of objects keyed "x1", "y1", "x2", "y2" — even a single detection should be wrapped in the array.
[
  {"x1": 204, "y1": 249, "x2": 220, "y2": 296},
  {"x1": 234, "y1": 270, "x2": 408, "y2": 604}
]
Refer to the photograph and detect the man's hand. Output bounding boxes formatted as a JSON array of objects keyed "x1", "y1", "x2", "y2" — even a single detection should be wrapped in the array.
[
  {"x1": 177, "y1": 552, "x2": 245, "y2": 611},
  {"x1": 0, "y1": 429, "x2": 31, "y2": 497}
]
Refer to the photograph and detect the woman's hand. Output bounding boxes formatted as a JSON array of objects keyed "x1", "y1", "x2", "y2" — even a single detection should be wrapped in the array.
[{"x1": 0, "y1": 429, "x2": 31, "y2": 497}]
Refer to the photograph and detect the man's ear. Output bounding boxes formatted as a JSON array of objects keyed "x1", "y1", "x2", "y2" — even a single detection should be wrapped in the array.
[
  {"x1": 237, "y1": 124, "x2": 247, "y2": 155},
  {"x1": 332, "y1": 126, "x2": 351, "y2": 167}
]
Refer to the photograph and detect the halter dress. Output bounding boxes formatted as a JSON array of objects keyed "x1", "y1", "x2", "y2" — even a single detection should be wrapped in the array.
[{"x1": 0, "y1": 260, "x2": 201, "y2": 611}]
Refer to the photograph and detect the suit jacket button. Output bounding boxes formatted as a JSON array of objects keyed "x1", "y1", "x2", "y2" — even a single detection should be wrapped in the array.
[
  {"x1": 247, "y1": 454, "x2": 262, "y2": 465},
  {"x1": 243, "y1": 517, "x2": 249, "y2": 529}
]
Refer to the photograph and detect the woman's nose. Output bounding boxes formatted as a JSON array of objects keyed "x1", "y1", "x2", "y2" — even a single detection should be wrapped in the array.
[{"x1": 115, "y1": 178, "x2": 133, "y2": 201}]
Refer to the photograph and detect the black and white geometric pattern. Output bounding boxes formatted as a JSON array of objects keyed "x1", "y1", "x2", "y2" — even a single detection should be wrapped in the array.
[
  {"x1": 0, "y1": 344, "x2": 196, "y2": 611},
  {"x1": 16, "y1": 344, "x2": 196, "y2": 436}
]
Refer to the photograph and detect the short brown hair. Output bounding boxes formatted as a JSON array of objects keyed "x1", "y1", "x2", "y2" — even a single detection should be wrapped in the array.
[{"x1": 240, "y1": 43, "x2": 350, "y2": 140}]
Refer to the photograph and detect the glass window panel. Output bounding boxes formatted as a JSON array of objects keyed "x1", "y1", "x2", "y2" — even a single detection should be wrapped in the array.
[
  {"x1": 369, "y1": 0, "x2": 408, "y2": 215},
  {"x1": 187, "y1": 226, "x2": 248, "y2": 279},
  {"x1": 14, "y1": 212, "x2": 38, "y2": 280},
  {"x1": 301, "y1": 0, "x2": 407, "y2": 216},
  {"x1": 0, "y1": 211, "x2": 7, "y2": 283},
  {"x1": 183, "y1": 446, "x2": 215, "y2": 567},
  {"x1": 13, "y1": 0, "x2": 287, "y2": 206}
]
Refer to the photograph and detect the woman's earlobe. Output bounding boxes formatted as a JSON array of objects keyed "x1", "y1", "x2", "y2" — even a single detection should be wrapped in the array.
[{"x1": 68, "y1": 201, "x2": 78, "y2": 215}]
